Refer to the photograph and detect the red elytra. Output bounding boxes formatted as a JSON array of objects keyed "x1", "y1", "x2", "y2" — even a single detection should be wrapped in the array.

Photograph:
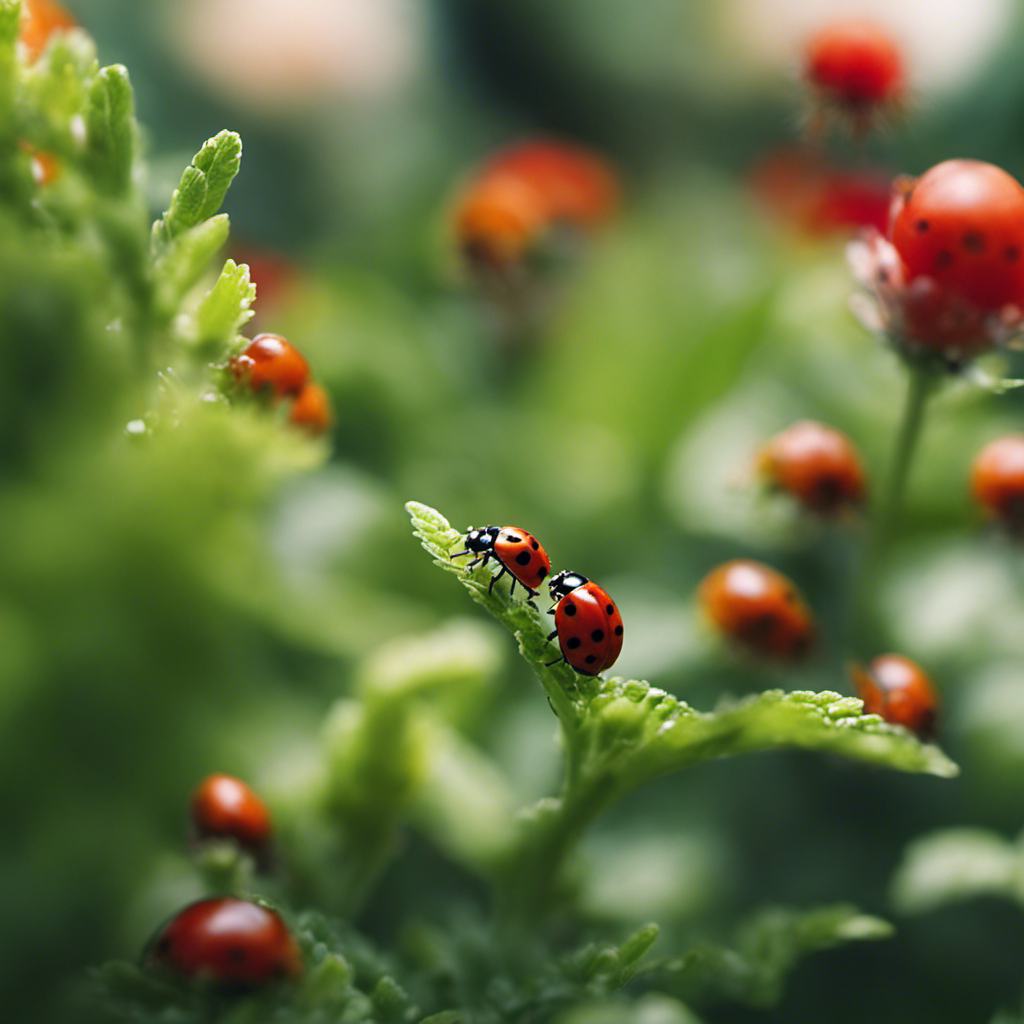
[
  {"x1": 190, "y1": 774, "x2": 272, "y2": 858},
  {"x1": 698, "y1": 560, "x2": 814, "y2": 660},
  {"x1": 289, "y1": 383, "x2": 332, "y2": 435},
  {"x1": 454, "y1": 172, "x2": 548, "y2": 268},
  {"x1": 546, "y1": 570, "x2": 623, "y2": 676},
  {"x1": 850, "y1": 654, "x2": 938, "y2": 740},
  {"x1": 805, "y1": 19, "x2": 904, "y2": 108},
  {"x1": 146, "y1": 898, "x2": 302, "y2": 985},
  {"x1": 971, "y1": 434, "x2": 1024, "y2": 534},
  {"x1": 757, "y1": 420, "x2": 867, "y2": 515},
  {"x1": 890, "y1": 160, "x2": 1024, "y2": 314},
  {"x1": 451, "y1": 525, "x2": 551, "y2": 601},
  {"x1": 229, "y1": 334, "x2": 309, "y2": 399}
]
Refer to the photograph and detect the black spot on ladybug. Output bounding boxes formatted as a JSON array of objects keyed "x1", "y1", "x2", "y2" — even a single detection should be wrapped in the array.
[
  {"x1": 614, "y1": 625, "x2": 623, "y2": 636},
  {"x1": 564, "y1": 602, "x2": 577, "y2": 616},
  {"x1": 537, "y1": 566, "x2": 547, "y2": 579},
  {"x1": 591, "y1": 629, "x2": 605, "y2": 642},
  {"x1": 962, "y1": 231, "x2": 985, "y2": 252},
  {"x1": 605, "y1": 603, "x2": 614, "y2": 615},
  {"x1": 515, "y1": 551, "x2": 532, "y2": 566},
  {"x1": 916, "y1": 219, "x2": 930, "y2": 232},
  {"x1": 227, "y1": 946, "x2": 248, "y2": 963},
  {"x1": 566, "y1": 637, "x2": 581, "y2": 649},
  {"x1": 531, "y1": 540, "x2": 539, "y2": 549},
  {"x1": 584, "y1": 654, "x2": 597, "y2": 664},
  {"x1": 814, "y1": 475, "x2": 842, "y2": 507},
  {"x1": 1007, "y1": 245, "x2": 1020, "y2": 262},
  {"x1": 935, "y1": 250, "x2": 954, "y2": 269},
  {"x1": 505, "y1": 534, "x2": 522, "y2": 543}
]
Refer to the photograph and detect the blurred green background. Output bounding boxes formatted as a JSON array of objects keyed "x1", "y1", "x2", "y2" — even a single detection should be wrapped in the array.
[{"x1": 7, "y1": 0, "x2": 1024, "y2": 1021}]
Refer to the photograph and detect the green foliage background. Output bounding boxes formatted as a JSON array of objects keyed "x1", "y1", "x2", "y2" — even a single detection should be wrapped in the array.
[{"x1": 6, "y1": 1, "x2": 1024, "y2": 1022}]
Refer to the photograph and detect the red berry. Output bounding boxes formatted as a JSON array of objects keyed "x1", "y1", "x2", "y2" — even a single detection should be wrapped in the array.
[
  {"x1": 289, "y1": 383, "x2": 332, "y2": 435},
  {"x1": 757, "y1": 420, "x2": 867, "y2": 515},
  {"x1": 890, "y1": 160, "x2": 1024, "y2": 315},
  {"x1": 850, "y1": 654, "x2": 938, "y2": 740},
  {"x1": 971, "y1": 434, "x2": 1024, "y2": 535},
  {"x1": 805, "y1": 19, "x2": 904, "y2": 109},
  {"x1": 229, "y1": 334, "x2": 309, "y2": 399},
  {"x1": 146, "y1": 898, "x2": 302, "y2": 986},
  {"x1": 699, "y1": 560, "x2": 814, "y2": 660},
  {"x1": 20, "y1": 0, "x2": 77, "y2": 62},
  {"x1": 190, "y1": 774, "x2": 272, "y2": 859}
]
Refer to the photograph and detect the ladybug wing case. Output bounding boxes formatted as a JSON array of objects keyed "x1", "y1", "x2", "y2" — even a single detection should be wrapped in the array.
[{"x1": 556, "y1": 583, "x2": 622, "y2": 675}]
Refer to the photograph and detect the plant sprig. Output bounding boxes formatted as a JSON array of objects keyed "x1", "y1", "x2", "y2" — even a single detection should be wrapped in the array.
[{"x1": 408, "y1": 500, "x2": 959, "y2": 923}]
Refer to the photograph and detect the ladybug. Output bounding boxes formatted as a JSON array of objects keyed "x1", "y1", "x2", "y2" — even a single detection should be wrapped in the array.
[
  {"x1": 850, "y1": 653, "x2": 938, "y2": 740},
  {"x1": 891, "y1": 160, "x2": 1024, "y2": 313},
  {"x1": 228, "y1": 334, "x2": 309, "y2": 399},
  {"x1": 698, "y1": 560, "x2": 814, "y2": 660},
  {"x1": 545, "y1": 570, "x2": 623, "y2": 676},
  {"x1": 454, "y1": 172, "x2": 548, "y2": 269},
  {"x1": 289, "y1": 382, "x2": 332, "y2": 435},
  {"x1": 451, "y1": 525, "x2": 551, "y2": 601},
  {"x1": 757, "y1": 420, "x2": 867, "y2": 515},
  {"x1": 190, "y1": 774, "x2": 272, "y2": 863},
  {"x1": 804, "y1": 19, "x2": 904, "y2": 136},
  {"x1": 146, "y1": 897, "x2": 302, "y2": 986},
  {"x1": 971, "y1": 434, "x2": 1024, "y2": 536}
]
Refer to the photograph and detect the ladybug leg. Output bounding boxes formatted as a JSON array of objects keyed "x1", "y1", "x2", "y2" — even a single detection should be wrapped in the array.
[
  {"x1": 449, "y1": 548, "x2": 470, "y2": 561},
  {"x1": 544, "y1": 654, "x2": 567, "y2": 668},
  {"x1": 546, "y1": 629, "x2": 558, "y2": 641},
  {"x1": 488, "y1": 564, "x2": 508, "y2": 595}
]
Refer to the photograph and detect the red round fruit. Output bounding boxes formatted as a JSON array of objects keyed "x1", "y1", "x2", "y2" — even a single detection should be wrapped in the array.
[
  {"x1": 289, "y1": 383, "x2": 332, "y2": 435},
  {"x1": 190, "y1": 774, "x2": 272, "y2": 858},
  {"x1": 698, "y1": 560, "x2": 814, "y2": 660},
  {"x1": 146, "y1": 898, "x2": 302, "y2": 985},
  {"x1": 805, "y1": 19, "x2": 904, "y2": 108},
  {"x1": 451, "y1": 525, "x2": 551, "y2": 601},
  {"x1": 546, "y1": 570, "x2": 623, "y2": 676},
  {"x1": 890, "y1": 160, "x2": 1024, "y2": 314},
  {"x1": 971, "y1": 434, "x2": 1024, "y2": 534},
  {"x1": 229, "y1": 334, "x2": 309, "y2": 399},
  {"x1": 757, "y1": 420, "x2": 867, "y2": 515},
  {"x1": 850, "y1": 653, "x2": 938, "y2": 739}
]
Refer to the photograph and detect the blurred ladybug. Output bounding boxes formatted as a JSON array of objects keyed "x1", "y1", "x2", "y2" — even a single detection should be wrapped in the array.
[
  {"x1": 454, "y1": 139, "x2": 618, "y2": 272},
  {"x1": 228, "y1": 334, "x2": 309, "y2": 399},
  {"x1": 146, "y1": 897, "x2": 302, "y2": 986},
  {"x1": 698, "y1": 560, "x2": 814, "y2": 660},
  {"x1": 757, "y1": 420, "x2": 867, "y2": 516},
  {"x1": 20, "y1": 0, "x2": 77, "y2": 62},
  {"x1": 190, "y1": 774, "x2": 272, "y2": 864},
  {"x1": 850, "y1": 653, "x2": 938, "y2": 740},
  {"x1": 289, "y1": 383, "x2": 332, "y2": 436},
  {"x1": 545, "y1": 570, "x2": 623, "y2": 676},
  {"x1": 451, "y1": 525, "x2": 551, "y2": 601},
  {"x1": 804, "y1": 19, "x2": 905, "y2": 138},
  {"x1": 971, "y1": 434, "x2": 1024, "y2": 536}
]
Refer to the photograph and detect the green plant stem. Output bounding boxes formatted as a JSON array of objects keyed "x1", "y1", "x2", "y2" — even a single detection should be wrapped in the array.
[{"x1": 851, "y1": 362, "x2": 938, "y2": 648}]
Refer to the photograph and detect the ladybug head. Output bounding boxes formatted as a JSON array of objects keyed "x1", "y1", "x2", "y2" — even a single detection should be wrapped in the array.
[
  {"x1": 548, "y1": 569, "x2": 588, "y2": 601},
  {"x1": 464, "y1": 526, "x2": 499, "y2": 553}
]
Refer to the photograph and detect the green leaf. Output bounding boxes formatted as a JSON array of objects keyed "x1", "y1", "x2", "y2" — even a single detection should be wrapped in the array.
[
  {"x1": 153, "y1": 214, "x2": 231, "y2": 315},
  {"x1": 193, "y1": 258, "x2": 256, "y2": 353},
  {"x1": 153, "y1": 129, "x2": 241, "y2": 248},
  {"x1": 651, "y1": 905, "x2": 892, "y2": 1009},
  {"x1": 0, "y1": 2, "x2": 19, "y2": 126},
  {"x1": 85, "y1": 64, "x2": 135, "y2": 194},
  {"x1": 891, "y1": 828, "x2": 1024, "y2": 913}
]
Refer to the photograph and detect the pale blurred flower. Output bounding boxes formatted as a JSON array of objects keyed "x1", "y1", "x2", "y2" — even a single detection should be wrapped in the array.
[
  {"x1": 718, "y1": 0, "x2": 1013, "y2": 93},
  {"x1": 170, "y1": 0, "x2": 423, "y2": 114}
]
